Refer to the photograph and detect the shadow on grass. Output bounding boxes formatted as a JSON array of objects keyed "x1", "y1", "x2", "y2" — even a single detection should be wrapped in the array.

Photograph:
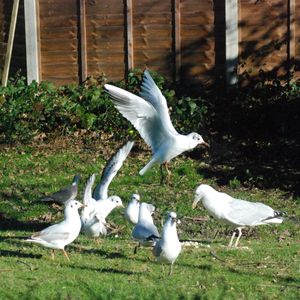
[
  {"x1": 70, "y1": 264, "x2": 142, "y2": 275},
  {"x1": 0, "y1": 249, "x2": 42, "y2": 259},
  {"x1": 228, "y1": 266, "x2": 300, "y2": 288},
  {"x1": 0, "y1": 213, "x2": 51, "y2": 232},
  {"x1": 69, "y1": 244, "x2": 127, "y2": 259}
]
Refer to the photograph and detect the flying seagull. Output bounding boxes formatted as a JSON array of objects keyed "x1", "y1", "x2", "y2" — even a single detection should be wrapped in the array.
[
  {"x1": 25, "y1": 199, "x2": 85, "y2": 261},
  {"x1": 153, "y1": 212, "x2": 182, "y2": 275},
  {"x1": 132, "y1": 202, "x2": 160, "y2": 254},
  {"x1": 104, "y1": 70, "x2": 209, "y2": 184},
  {"x1": 192, "y1": 184, "x2": 285, "y2": 247},
  {"x1": 81, "y1": 174, "x2": 124, "y2": 237},
  {"x1": 93, "y1": 141, "x2": 134, "y2": 200},
  {"x1": 38, "y1": 175, "x2": 80, "y2": 205}
]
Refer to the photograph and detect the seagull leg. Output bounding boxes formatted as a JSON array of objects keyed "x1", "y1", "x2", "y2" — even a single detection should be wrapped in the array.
[
  {"x1": 234, "y1": 227, "x2": 243, "y2": 247},
  {"x1": 161, "y1": 264, "x2": 165, "y2": 275},
  {"x1": 51, "y1": 249, "x2": 55, "y2": 260},
  {"x1": 169, "y1": 263, "x2": 174, "y2": 276},
  {"x1": 62, "y1": 249, "x2": 70, "y2": 262},
  {"x1": 228, "y1": 230, "x2": 236, "y2": 247},
  {"x1": 165, "y1": 163, "x2": 171, "y2": 185},
  {"x1": 160, "y1": 164, "x2": 165, "y2": 185},
  {"x1": 134, "y1": 243, "x2": 140, "y2": 255}
]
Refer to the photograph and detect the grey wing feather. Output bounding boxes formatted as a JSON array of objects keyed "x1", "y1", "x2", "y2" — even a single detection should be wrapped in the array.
[
  {"x1": 226, "y1": 199, "x2": 276, "y2": 226},
  {"x1": 132, "y1": 223, "x2": 160, "y2": 240},
  {"x1": 153, "y1": 242, "x2": 163, "y2": 257},
  {"x1": 93, "y1": 141, "x2": 134, "y2": 200}
]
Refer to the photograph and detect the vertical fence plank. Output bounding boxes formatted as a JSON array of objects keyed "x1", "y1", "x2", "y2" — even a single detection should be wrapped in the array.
[
  {"x1": 225, "y1": 0, "x2": 238, "y2": 87},
  {"x1": 126, "y1": 0, "x2": 134, "y2": 72},
  {"x1": 288, "y1": 0, "x2": 295, "y2": 77},
  {"x1": 79, "y1": 0, "x2": 87, "y2": 82},
  {"x1": 174, "y1": 0, "x2": 181, "y2": 82},
  {"x1": 2, "y1": 0, "x2": 20, "y2": 86},
  {"x1": 24, "y1": 0, "x2": 40, "y2": 84}
]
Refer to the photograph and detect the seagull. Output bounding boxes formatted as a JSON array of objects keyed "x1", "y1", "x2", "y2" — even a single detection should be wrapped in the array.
[
  {"x1": 25, "y1": 199, "x2": 85, "y2": 261},
  {"x1": 93, "y1": 141, "x2": 134, "y2": 201},
  {"x1": 132, "y1": 202, "x2": 160, "y2": 254},
  {"x1": 81, "y1": 174, "x2": 124, "y2": 237},
  {"x1": 38, "y1": 174, "x2": 80, "y2": 205},
  {"x1": 153, "y1": 212, "x2": 182, "y2": 275},
  {"x1": 192, "y1": 184, "x2": 285, "y2": 247},
  {"x1": 124, "y1": 193, "x2": 156, "y2": 225},
  {"x1": 104, "y1": 70, "x2": 209, "y2": 184}
]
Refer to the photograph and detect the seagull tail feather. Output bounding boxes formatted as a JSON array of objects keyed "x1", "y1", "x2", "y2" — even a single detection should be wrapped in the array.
[{"x1": 139, "y1": 159, "x2": 157, "y2": 176}]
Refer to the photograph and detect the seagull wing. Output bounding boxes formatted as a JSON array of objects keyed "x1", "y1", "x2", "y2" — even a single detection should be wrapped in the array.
[
  {"x1": 83, "y1": 174, "x2": 96, "y2": 206},
  {"x1": 132, "y1": 223, "x2": 160, "y2": 240},
  {"x1": 93, "y1": 141, "x2": 134, "y2": 201},
  {"x1": 105, "y1": 84, "x2": 176, "y2": 153},
  {"x1": 139, "y1": 70, "x2": 178, "y2": 136},
  {"x1": 31, "y1": 224, "x2": 70, "y2": 243},
  {"x1": 225, "y1": 199, "x2": 279, "y2": 226}
]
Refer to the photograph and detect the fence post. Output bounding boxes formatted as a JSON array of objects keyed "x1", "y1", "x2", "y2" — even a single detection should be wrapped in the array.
[
  {"x1": 126, "y1": 0, "x2": 134, "y2": 72},
  {"x1": 79, "y1": 0, "x2": 87, "y2": 82},
  {"x1": 287, "y1": 0, "x2": 295, "y2": 78},
  {"x1": 24, "y1": 0, "x2": 40, "y2": 84},
  {"x1": 174, "y1": 0, "x2": 181, "y2": 82},
  {"x1": 2, "y1": 0, "x2": 20, "y2": 86},
  {"x1": 225, "y1": 0, "x2": 238, "y2": 88}
]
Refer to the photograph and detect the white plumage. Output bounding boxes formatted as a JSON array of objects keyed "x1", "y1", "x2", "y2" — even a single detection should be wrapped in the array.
[
  {"x1": 132, "y1": 202, "x2": 160, "y2": 253},
  {"x1": 192, "y1": 184, "x2": 285, "y2": 247},
  {"x1": 153, "y1": 212, "x2": 182, "y2": 275},
  {"x1": 81, "y1": 174, "x2": 123, "y2": 237},
  {"x1": 105, "y1": 70, "x2": 209, "y2": 183},
  {"x1": 25, "y1": 199, "x2": 84, "y2": 261}
]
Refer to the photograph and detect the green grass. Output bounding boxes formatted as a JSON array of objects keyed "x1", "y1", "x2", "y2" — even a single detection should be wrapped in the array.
[{"x1": 1, "y1": 140, "x2": 300, "y2": 299}]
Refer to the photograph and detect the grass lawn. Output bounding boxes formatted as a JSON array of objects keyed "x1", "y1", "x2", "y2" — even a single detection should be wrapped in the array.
[{"x1": 0, "y1": 138, "x2": 300, "y2": 299}]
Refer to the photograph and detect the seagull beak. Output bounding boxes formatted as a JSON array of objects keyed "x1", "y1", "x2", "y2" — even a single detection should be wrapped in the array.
[
  {"x1": 192, "y1": 197, "x2": 200, "y2": 209},
  {"x1": 81, "y1": 204, "x2": 87, "y2": 208},
  {"x1": 119, "y1": 203, "x2": 125, "y2": 208},
  {"x1": 200, "y1": 141, "x2": 210, "y2": 148}
]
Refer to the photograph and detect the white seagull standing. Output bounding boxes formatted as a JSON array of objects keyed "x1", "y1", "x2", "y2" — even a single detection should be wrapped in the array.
[
  {"x1": 104, "y1": 70, "x2": 209, "y2": 184},
  {"x1": 81, "y1": 174, "x2": 124, "y2": 237},
  {"x1": 153, "y1": 212, "x2": 182, "y2": 275},
  {"x1": 132, "y1": 202, "x2": 160, "y2": 254},
  {"x1": 25, "y1": 199, "x2": 85, "y2": 261},
  {"x1": 192, "y1": 184, "x2": 285, "y2": 247}
]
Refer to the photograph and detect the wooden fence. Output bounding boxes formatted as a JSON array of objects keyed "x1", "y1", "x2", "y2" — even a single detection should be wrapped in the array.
[{"x1": 0, "y1": 0, "x2": 299, "y2": 88}]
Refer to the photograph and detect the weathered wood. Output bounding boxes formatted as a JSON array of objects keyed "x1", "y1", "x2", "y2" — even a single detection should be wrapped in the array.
[
  {"x1": 126, "y1": 0, "x2": 134, "y2": 70},
  {"x1": 225, "y1": 0, "x2": 238, "y2": 87},
  {"x1": 288, "y1": 0, "x2": 295, "y2": 76},
  {"x1": 24, "y1": 0, "x2": 40, "y2": 84},
  {"x1": 79, "y1": 0, "x2": 87, "y2": 82},
  {"x1": 2, "y1": 0, "x2": 19, "y2": 86},
  {"x1": 174, "y1": 0, "x2": 181, "y2": 81}
]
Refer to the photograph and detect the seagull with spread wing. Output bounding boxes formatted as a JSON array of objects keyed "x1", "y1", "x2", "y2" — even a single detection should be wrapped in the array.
[
  {"x1": 81, "y1": 141, "x2": 133, "y2": 237},
  {"x1": 105, "y1": 70, "x2": 209, "y2": 184},
  {"x1": 93, "y1": 141, "x2": 134, "y2": 201},
  {"x1": 81, "y1": 174, "x2": 124, "y2": 237}
]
